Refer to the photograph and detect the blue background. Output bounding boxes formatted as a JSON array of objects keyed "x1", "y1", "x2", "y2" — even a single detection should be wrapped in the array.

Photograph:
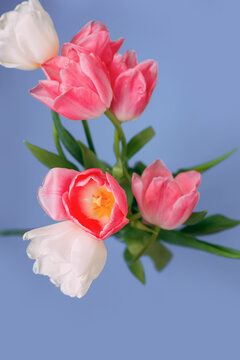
[{"x1": 0, "y1": 0, "x2": 240, "y2": 359}]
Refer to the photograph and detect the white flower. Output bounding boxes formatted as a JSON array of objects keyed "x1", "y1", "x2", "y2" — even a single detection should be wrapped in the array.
[
  {"x1": 0, "y1": 0, "x2": 59, "y2": 70},
  {"x1": 23, "y1": 221, "x2": 107, "y2": 298}
]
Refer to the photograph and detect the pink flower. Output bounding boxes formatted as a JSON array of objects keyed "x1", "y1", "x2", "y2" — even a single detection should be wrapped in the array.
[
  {"x1": 132, "y1": 160, "x2": 201, "y2": 230},
  {"x1": 62, "y1": 21, "x2": 124, "y2": 67},
  {"x1": 30, "y1": 51, "x2": 113, "y2": 120},
  {"x1": 38, "y1": 168, "x2": 129, "y2": 240},
  {"x1": 109, "y1": 50, "x2": 158, "y2": 122}
]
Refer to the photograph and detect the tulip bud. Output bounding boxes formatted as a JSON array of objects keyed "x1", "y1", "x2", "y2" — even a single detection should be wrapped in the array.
[
  {"x1": 132, "y1": 160, "x2": 201, "y2": 230},
  {"x1": 0, "y1": 0, "x2": 59, "y2": 70},
  {"x1": 109, "y1": 50, "x2": 158, "y2": 122}
]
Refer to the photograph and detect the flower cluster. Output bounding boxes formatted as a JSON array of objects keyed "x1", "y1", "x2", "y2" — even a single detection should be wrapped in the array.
[{"x1": 1, "y1": 0, "x2": 239, "y2": 299}]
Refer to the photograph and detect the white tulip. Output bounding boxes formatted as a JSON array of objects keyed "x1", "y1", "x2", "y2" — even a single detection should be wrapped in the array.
[
  {"x1": 23, "y1": 221, "x2": 107, "y2": 298},
  {"x1": 0, "y1": 0, "x2": 59, "y2": 70}
]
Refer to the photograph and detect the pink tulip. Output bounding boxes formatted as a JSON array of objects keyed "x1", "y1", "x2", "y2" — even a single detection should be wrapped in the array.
[
  {"x1": 30, "y1": 50, "x2": 113, "y2": 120},
  {"x1": 62, "y1": 21, "x2": 124, "y2": 67},
  {"x1": 109, "y1": 50, "x2": 158, "y2": 122},
  {"x1": 38, "y1": 168, "x2": 129, "y2": 240},
  {"x1": 132, "y1": 160, "x2": 201, "y2": 230}
]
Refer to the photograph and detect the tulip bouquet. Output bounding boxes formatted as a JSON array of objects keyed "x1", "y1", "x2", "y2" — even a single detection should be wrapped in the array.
[{"x1": 1, "y1": 0, "x2": 240, "y2": 299}]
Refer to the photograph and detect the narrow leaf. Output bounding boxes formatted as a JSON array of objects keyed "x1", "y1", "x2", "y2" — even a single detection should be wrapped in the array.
[
  {"x1": 124, "y1": 249, "x2": 146, "y2": 284},
  {"x1": 52, "y1": 111, "x2": 83, "y2": 165},
  {"x1": 174, "y1": 148, "x2": 237, "y2": 175},
  {"x1": 159, "y1": 230, "x2": 240, "y2": 259},
  {"x1": 184, "y1": 210, "x2": 208, "y2": 226},
  {"x1": 76, "y1": 140, "x2": 109, "y2": 171},
  {"x1": 123, "y1": 227, "x2": 172, "y2": 272},
  {"x1": 182, "y1": 214, "x2": 240, "y2": 236},
  {"x1": 127, "y1": 127, "x2": 155, "y2": 159},
  {"x1": 146, "y1": 242, "x2": 172, "y2": 271},
  {"x1": 24, "y1": 141, "x2": 78, "y2": 170},
  {"x1": 0, "y1": 229, "x2": 28, "y2": 237}
]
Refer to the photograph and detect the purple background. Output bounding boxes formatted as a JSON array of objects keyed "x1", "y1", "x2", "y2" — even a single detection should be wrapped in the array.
[{"x1": 0, "y1": 0, "x2": 240, "y2": 359}]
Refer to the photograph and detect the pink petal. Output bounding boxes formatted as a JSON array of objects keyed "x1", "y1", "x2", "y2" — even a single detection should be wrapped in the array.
[
  {"x1": 30, "y1": 80, "x2": 59, "y2": 109},
  {"x1": 79, "y1": 53, "x2": 113, "y2": 107},
  {"x1": 69, "y1": 169, "x2": 106, "y2": 189},
  {"x1": 54, "y1": 87, "x2": 107, "y2": 120},
  {"x1": 100, "y1": 203, "x2": 129, "y2": 240},
  {"x1": 136, "y1": 60, "x2": 158, "y2": 97},
  {"x1": 141, "y1": 159, "x2": 173, "y2": 190},
  {"x1": 59, "y1": 61, "x2": 97, "y2": 94},
  {"x1": 62, "y1": 191, "x2": 103, "y2": 239},
  {"x1": 61, "y1": 43, "x2": 89, "y2": 62},
  {"x1": 105, "y1": 172, "x2": 128, "y2": 216},
  {"x1": 131, "y1": 173, "x2": 147, "y2": 218},
  {"x1": 71, "y1": 21, "x2": 107, "y2": 45},
  {"x1": 141, "y1": 177, "x2": 167, "y2": 224},
  {"x1": 110, "y1": 37, "x2": 124, "y2": 56},
  {"x1": 110, "y1": 68, "x2": 147, "y2": 122},
  {"x1": 162, "y1": 192, "x2": 200, "y2": 229},
  {"x1": 174, "y1": 171, "x2": 201, "y2": 195},
  {"x1": 123, "y1": 50, "x2": 138, "y2": 68},
  {"x1": 38, "y1": 168, "x2": 79, "y2": 221},
  {"x1": 144, "y1": 178, "x2": 182, "y2": 226},
  {"x1": 110, "y1": 53, "x2": 128, "y2": 83},
  {"x1": 41, "y1": 56, "x2": 69, "y2": 81}
]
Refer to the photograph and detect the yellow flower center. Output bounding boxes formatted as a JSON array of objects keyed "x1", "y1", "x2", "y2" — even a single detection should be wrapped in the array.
[{"x1": 92, "y1": 187, "x2": 115, "y2": 218}]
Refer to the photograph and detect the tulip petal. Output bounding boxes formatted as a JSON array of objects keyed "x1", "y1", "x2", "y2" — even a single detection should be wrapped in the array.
[
  {"x1": 175, "y1": 171, "x2": 201, "y2": 195},
  {"x1": 0, "y1": 0, "x2": 59, "y2": 70},
  {"x1": 59, "y1": 60, "x2": 97, "y2": 94},
  {"x1": 145, "y1": 178, "x2": 182, "y2": 226},
  {"x1": 30, "y1": 80, "x2": 59, "y2": 108},
  {"x1": 111, "y1": 68, "x2": 147, "y2": 122},
  {"x1": 38, "y1": 168, "x2": 78, "y2": 221},
  {"x1": 54, "y1": 87, "x2": 107, "y2": 120},
  {"x1": 110, "y1": 37, "x2": 124, "y2": 56},
  {"x1": 163, "y1": 192, "x2": 200, "y2": 229},
  {"x1": 123, "y1": 50, "x2": 138, "y2": 68},
  {"x1": 141, "y1": 159, "x2": 173, "y2": 190},
  {"x1": 41, "y1": 56, "x2": 69, "y2": 81},
  {"x1": 79, "y1": 53, "x2": 112, "y2": 107},
  {"x1": 136, "y1": 60, "x2": 158, "y2": 96},
  {"x1": 106, "y1": 172, "x2": 128, "y2": 216},
  {"x1": 24, "y1": 221, "x2": 107, "y2": 298},
  {"x1": 100, "y1": 204, "x2": 129, "y2": 240}
]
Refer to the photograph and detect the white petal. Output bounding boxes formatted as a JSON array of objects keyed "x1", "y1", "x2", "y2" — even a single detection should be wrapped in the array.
[
  {"x1": 23, "y1": 221, "x2": 107, "y2": 298},
  {"x1": 0, "y1": 0, "x2": 59, "y2": 70}
]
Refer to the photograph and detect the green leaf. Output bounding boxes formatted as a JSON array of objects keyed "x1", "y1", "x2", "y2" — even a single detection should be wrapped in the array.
[
  {"x1": 182, "y1": 214, "x2": 240, "y2": 236},
  {"x1": 146, "y1": 241, "x2": 172, "y2": 271},
  {"x1": 76, "y1": 140, "x2": 109, "y2": 171},
  {"x1": 159, "y1": 229, "x2": 240, "y2": 259},
  {"x1": 112, "y1": 159, "x2": 124, "y2": 179},
  {"x1": 184, "y1": 210, "x2": 208, "y2": 226},
  {"x1": 123, "y1": 227, "x2": 172, "y2": 272},
  {"x1": 127, "y1": 127, "x2": 155, "y2": 159},
  {"x1": 52, "y1": 111, "x2": 83, "y2": 165},
  {"x1": 0, "y1": 229, "x2": 28, "y2": 237},
  {"x1": 124, "y1": 249, "x2": 146, "y2": 284},
  {"x1": 121, "y1": 181, "x2": 134, "y2": 208},
  {"x1": 174, "y1": 148, "x2": 237, "y2": 175},
  {"x1": 24, "y1": 141, "x2": 78, "y2": 170}
]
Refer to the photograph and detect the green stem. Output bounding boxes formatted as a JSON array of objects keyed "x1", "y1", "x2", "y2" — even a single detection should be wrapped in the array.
[
  {"x1": 129, "y1": 212, "x2": 142, "y2": 221},
  {"x1": 131, "y1": 226, "x2": 160, "y2": 264},
  {"x1": 52, "y1": 123, "x2": 66, "y2": 159},
  {"x1": 105, "y1": 110, "x2": 127, "y2": 160},
  {"x1": 82, "y1": 120, "x2": 96, "y2": 154},
  {"x1": 114, "y1": 129, "x2": 121, "y2": 159}
]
